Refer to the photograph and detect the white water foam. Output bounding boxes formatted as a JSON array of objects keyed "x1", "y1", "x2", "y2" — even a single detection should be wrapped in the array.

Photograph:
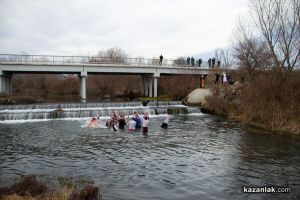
[
  {"x1": 0, "y1": 105, "x2": 188, "y2": 113},
  {"x1": 0, "y1": 114, "x2": 173, "y2": 124}
]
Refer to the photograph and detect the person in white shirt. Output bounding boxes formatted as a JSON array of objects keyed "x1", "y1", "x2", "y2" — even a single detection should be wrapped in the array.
[
  {"x1": 128, "y1": 118, "x2": 136, "y2": 131},
  {"x1": 222, "y1": 71, "x2": 227, "y2": 85},
  {"x1": 142, "y1": 113, "x2": 150, "y2": 134},
  {"x1": 160, "y1": 111, "x2": 169, "y2": 129}
]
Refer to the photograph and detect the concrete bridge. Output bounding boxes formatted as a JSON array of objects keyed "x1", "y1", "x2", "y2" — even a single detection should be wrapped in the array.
[{"x1": 0, "y1": 54, "x2": 213, "y2": 102}]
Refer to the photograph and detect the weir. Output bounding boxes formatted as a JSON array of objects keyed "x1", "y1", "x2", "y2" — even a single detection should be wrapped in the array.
[{"x1": 0, "y1": 101, "x2": 201, "y2": 121}]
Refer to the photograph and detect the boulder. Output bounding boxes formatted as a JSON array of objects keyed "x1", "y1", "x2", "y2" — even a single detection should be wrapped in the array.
[{"x1": 184, "y1": 88, "x2": 212, "y2": 106}]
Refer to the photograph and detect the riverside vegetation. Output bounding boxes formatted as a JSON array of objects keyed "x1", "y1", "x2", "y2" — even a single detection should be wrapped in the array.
[
  {"x1": 204, "y1": 70, "x2": 300, "y2": 134},
  {"x1": 187, "y1": 0, "x2": 299, "y2": 135},
  {"x1": 0, "y1": 175, "x2": 101, "y2": 200},
  {"x1": 204, "y1": 0, "x2": 300, "y2": 134}
]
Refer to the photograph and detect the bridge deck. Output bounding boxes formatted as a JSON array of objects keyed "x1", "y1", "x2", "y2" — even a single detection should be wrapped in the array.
[
  {"x1": 0, "y1": 54, "x2": 217, "y2": 100},
  {"x1": 0, "y1": 54, "x2": 213, "y2": 75}
]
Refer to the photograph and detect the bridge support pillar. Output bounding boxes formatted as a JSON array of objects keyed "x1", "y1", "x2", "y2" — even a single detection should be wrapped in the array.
[
  {"x1": 142, "y1": 77, "x2": 148, "y2": 96},
  {"x1": 142, "y1": 74, "x2": 160, "y2": 98},
  {"x1": 79, "y1": 71, "x2": 87, "y2": 103},
  {"x1": 152, "y1": 73, "x2": 160, "y2": 98},
  {"x1": 149, "y1": 78, "x2": 153, "y2": 97},
  {"x1": 0, "y1": 71, "x2": 12, "y2": 96},
  {"x1": 153, "y1": 77, "x2": 158, "y2": 98}
]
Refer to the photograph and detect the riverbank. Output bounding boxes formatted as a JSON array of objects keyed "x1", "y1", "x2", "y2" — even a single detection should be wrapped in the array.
[
  {"x1": 0, "y1": 175, "x2": 101, "y2": 200},
  {"x1": 201, "y1": 80, "x2": 300, "y2": 135}
]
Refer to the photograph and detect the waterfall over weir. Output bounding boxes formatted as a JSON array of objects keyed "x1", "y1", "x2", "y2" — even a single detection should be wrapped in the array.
[{"x1": 0, "y1": 101, "x2": 201, "y2": 121}]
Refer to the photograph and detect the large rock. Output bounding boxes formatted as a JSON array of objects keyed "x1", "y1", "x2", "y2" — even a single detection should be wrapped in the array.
[{"x1": 184, "y1": 88, "x2": 212, "y2": 106}]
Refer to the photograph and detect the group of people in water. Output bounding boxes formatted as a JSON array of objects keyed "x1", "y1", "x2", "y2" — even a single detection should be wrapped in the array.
[{"x1": 87, "y1": 111, "x2": 169, "y2": 134}]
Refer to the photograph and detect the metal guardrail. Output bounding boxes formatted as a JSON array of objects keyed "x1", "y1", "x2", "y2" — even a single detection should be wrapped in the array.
[{"x1": 0, "y1": 54, "x2": 214, "y2": 68}]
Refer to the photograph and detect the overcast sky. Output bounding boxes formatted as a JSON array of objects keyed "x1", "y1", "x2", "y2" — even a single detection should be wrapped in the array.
[{"x1": 0, "y1": 0, "x2": 248, "y2": 59}]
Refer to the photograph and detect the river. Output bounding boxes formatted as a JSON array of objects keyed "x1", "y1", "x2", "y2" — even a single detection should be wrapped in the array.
[{"x1": 0, "y1": 102, "x2": 299, "y2": 199}]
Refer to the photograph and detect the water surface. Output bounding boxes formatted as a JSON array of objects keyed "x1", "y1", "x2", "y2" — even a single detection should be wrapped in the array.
[{"x1": 0, "y1": 115, "x2": 299, "y2": 200}]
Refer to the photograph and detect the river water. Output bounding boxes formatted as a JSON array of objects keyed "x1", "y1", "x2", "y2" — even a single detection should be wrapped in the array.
[{"x1": 0, "y1": 102, "x2": 299, "y2": 200}]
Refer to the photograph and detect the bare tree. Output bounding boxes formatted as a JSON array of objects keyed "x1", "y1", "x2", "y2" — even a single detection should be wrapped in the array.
[
  {"x1": 88, "y1": 47, "x2": 127, "y2": 64},
  {"x1": 250, "y1": 0, "x2": 300, "y2": 73},
  {"x1": 233, "y1": 17, "x2": 273, "y2": 76},
  {"x1": 173, "y1": 56, "x2": 186, "y2": 66},
  {"x1": 214, "y1": 48, "x2": 233, "y2": 69}
]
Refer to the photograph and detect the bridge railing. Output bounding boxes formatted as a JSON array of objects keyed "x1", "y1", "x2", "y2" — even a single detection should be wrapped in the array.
[{"x1": 0, "y1": 54, "x2": 211, "y2": 68}]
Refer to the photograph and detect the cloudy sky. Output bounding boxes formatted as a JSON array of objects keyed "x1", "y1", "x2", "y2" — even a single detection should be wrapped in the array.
[{"x1": 0, "y1": 0, "x2": 248, "y2": 59}]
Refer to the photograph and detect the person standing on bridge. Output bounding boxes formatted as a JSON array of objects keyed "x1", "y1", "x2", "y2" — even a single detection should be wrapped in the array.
[
  {"x1": 159, "y1": 54, "x2": 163, "y2": 66},
  {"x1": 198, "y1": 58, "x2": 202, "y2": 67},
  {"x1": 212, "y1": 57, "x2": 216, "y2": 67},
  {"x1": 208, "y1": 58, "x2": 212, "y2": 68},
  {"x1": 191, "y1": 57, "x2": 195, "y2": 66},
  {"x1": 187, "y1": 57, "x2": 190, "y2": 66}
]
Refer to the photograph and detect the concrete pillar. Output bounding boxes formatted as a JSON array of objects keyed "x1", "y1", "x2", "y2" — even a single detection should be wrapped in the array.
[
  {"x1": 143, "y1": 78, "x2": 148, "y2": 97},
  {"x1": 142, "y1": 74, "x2": 159, "y2": 97},
  {"x1": 149, "y1": 78, "x2": 153, "y2": 97},
  {"x1": 6, "y1": 75, "x2": 12, "y2": 95},
  {"x1": 153, "y1": 77, "x2": 158, "y2": 98},
  {"x1": 141, "y1": 78, "x2": 145, "y2": 96},
  {"x1": 0, "y1": 75, "x2": 3, "y2": 95},
  {"x1": 79, "y1": 71, "x2": 87, "y2": 103},
  {"x1": 152, "y1": 73, "x2": 160, "y2": 98},
  {"x1": 0, "y1": 71, "x2": 12, "y2": 96},
  {"x1": 144, "y1": 78, "x2": 149, "y2": 97},
  {"x1": 142, "y1": 77, "x2": 146, "y2": 96}
]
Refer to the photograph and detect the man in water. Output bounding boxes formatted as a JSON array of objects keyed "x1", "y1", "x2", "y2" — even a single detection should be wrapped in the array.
[
  {"x1": 142, "y1": 112, "x2": 150, "y2": 134},
  {"x1": 133, "y1": 112, "x2": 142, "y2": 129},
  {"x1": 106, "y1": 112, "x2": 118, "y2": 131},
  {"x1": 88, "y1": 117, "x2": 99, "y2": 127},
  {"x1": 128, "y1": 117, "x2": 136, "y2": 131},
  {"x1": 118, "y1": 113, "x2": 126, "y2": 130},
  {"x1": 160, "y1": 111, "x2": 169, "y2": 129}
]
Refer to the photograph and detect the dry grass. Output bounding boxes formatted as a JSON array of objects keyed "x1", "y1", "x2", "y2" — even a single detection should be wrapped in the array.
[
  {"x1": 158, "y1": 75, "x2": 199, "y2": 100},
  {"x1": 0, "y1": 176, "x2": 101, "y2": 200},
  {"x1": 204, "y1": 70, "x2": 300, "y2": 134}
]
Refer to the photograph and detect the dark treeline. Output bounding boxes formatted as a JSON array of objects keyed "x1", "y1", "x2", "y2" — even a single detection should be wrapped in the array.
[{"x1": 10, "y1": 73, "x2": 200, "y2": 102}]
